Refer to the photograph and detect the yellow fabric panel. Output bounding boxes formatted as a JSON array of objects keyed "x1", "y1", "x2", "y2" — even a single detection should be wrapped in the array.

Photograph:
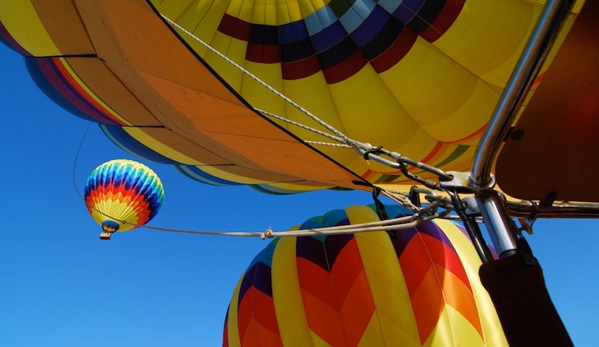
[
  {"x1": 298, "y1": 0, "x2": 328, "y2": 19},
  {"x1": 226, "y1": 276, "x2": 243, "y2": 347},
  {"x1": 434, "y1": 0, "x2": 538, "y2": 88},
  {"x1": 187, "y1": 168, "x2": 329, "y2": 190},
  {"x1": 195, "y1": 0, "x2": 230, "y2": 35},
  {"x1": 379, "y1": 37, "x2": 495, "y2": 144},
  {"x1": 226, "y1": 0, "x2": 255, "y2": 23},
  {"x1": 423, "y1": 306, "x2": 484, "y2": 347},
  {"x1": 422, "y1": 79, "x2": 500, "y2": 143},
  {"x1": 89, "y1": 199, "x2": 137, "y2": 232},
  {"x1": 250, "y1": 181, "x2": 325, "y2": 193},
  {"x1": 59, "y1": 58, "x2": 133, "y2": 126},
  {"x1": 0, "y1": 0, "x2": 60, "y2": 56},
  {"x1": 192, "y1": 0, "x2": 230, "y2": 49},
  {"x1": 204, "y1": 33, "x2": 248, "y2": 91},
  {"x1": 436, "y1": 219, "x2": 509, "y2": 347},
  {"x1": 328, "y1": 65, "x2": 419, "y2": 149},
  {"x1": 149, "y1": 0, "x2": 186, "y2": 19},
  {"x1": 271, "y1": 237, "x2": 316, "y2": 347},
  {"x1": 250, "y1": 0, "x2": 277, "y2": 25},
  {"x1": 308, "y1": 332, "x2": 333, "y2": 347},
  {"x1": 122, "y1": 128, "x2": 201, "y2": 164},
  {"x1": 277, "y1": 73, "x2": 343, "y2": 135},
  {"x1": 190, "y1": 165, "x2": 281, "y2": 185},
  {"x1": 356, "y1": 315, "x2": 386, "y2": 347},
  {"x1": 352, "y1": 232, "x2": 421, "y2": 345},
  {"x1": 241, "y1": 61, "x2": 287, "y2": 117},
  {"x1": 385, "y1": 128, "x2": 437, "y2": 166},
  {"x1": 440, "y1": 146, "x2": 477, "y2": 172},
  {"x1": 380, "y1": 37, "x2": 482, "y2": 126},
  {"x1": 276, "y1": 0, "x2": 303, "y2": 24}
]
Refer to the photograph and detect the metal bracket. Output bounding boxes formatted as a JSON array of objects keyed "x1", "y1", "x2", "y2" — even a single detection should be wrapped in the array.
[{"x1": 440, "y1": 171, "x2": 496, "y2": 192}]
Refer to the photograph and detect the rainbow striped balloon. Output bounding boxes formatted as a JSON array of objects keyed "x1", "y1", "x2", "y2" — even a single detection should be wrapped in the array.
[
  {"x1": 84, "y1": 159, "x2": 164, "y2": 234},
  {"x1": 223, "y1": 205, "x2": 507, "y2": 347}
]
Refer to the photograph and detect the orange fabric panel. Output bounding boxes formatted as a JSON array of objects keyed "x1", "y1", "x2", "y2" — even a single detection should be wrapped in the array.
[
  {"x1": 435, "y1": 265, "x2": 482, "y2": 337},
  {"x1": 65, "y1": 58, "x2": 161, "y2": 126},
  {"x1": 31, "y1": 0, "x2": 94, "y2": 55},
  {"x1": 71, "y1": 0, "x2": 366, "y2": 190}
]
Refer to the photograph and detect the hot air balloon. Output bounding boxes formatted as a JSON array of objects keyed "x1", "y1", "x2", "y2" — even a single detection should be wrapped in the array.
[
  {"x1": 224, "y1": 205, "x2": 507, "y2": 347},
  {"x1": 84, "y1": 159, "x2": 164, "y2": 240},
  {"x1": 1, "y1": 0, "x2": 596, "y2": 345},
  {"x1": 0, "y1": 0, "x2": 586, "y2": 194}
]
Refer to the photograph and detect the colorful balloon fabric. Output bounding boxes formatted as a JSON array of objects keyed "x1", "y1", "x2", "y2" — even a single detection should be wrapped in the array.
[
  {"x1": 223, "y1": 205, "x2": 507, "y2": 347},
  {"x1": 84, "y1": 159, "x2": 164, "y2": 233},
  {"x1": 0, "y1": 1, "x2": 586, "y2": 194}
]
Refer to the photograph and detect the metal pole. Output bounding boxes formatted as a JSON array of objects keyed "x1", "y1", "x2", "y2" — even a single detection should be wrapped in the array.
[
  {"x1": 476, "y1": 190, "x2": 519, "y2": 258},
  {"x1": 469, "y1": 0, "x2": 575, "y2": 256},
  {"x1": 470, "y1": 0, "x2": 576, "y2": 189}
]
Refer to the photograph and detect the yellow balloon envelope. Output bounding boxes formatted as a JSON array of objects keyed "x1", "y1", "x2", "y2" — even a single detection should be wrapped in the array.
[
  {"x1": 0, "y1": 0, "x2": 586, "y2": 194},
  {"x1": 224, "y1": 205, "x2": 508, "y2": 347}
]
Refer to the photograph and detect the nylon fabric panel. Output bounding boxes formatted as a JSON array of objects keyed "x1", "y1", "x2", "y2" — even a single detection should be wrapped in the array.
[
  {"x1": 120, "y1": 128, "x2": 214, "y2": 165},
  {"x1": 348, "y1": 207, "x2": 421, "y2": 346},
  {"x1": 226, "y1": 277, "x2": 244, "y2": 347},
  {"x1": 205, "y1": 33, "x2": 252, "y2": 92},
  {"x1": 240, "y1": 61, "x2": 287, "y2": 119},
  {"x1": 87, "y1": 199, "x2": 142, "y2": 232},
  {"x1": 395, "y1": 231, "x2": 481, "y2": 343},
  {"x1": 62, "y1": 58, "x2": 157, "y2": 126},
  {"x1": 238, "y1": 288, "x2": 281, "y2": 346},
  {"x1": 355, "y1": 315, "x2": 386, "y2": 347},
  {"x1": 180, "y1": 164, "x2": 287, "y2": 185},
  {"x1": 436, "y1": 220, "x2": 508, "y2": 347},
  {"x1": 0, "y1": 1, "x2": 60, "y2": 56},
  {"x1": 420, "y1": 307, "x2": 484, "y2": 347},
  {"x1": 432, "y1": 0, "x2": 539, "y2": 87},
  {"x1": 296, "y1": 256, "x2": 348, "y2": 346},
  {"x1": 271, "y1": 236, "x2": 316, "y2": 347}
]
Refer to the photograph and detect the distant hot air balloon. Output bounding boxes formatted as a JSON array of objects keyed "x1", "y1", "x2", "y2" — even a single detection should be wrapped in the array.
[
  {"x1": 223, "y1": 205, "x2": 507, "y2": 347},
  {"x1": 84, "y1": 159, "x2": 164, "y2": 240}
]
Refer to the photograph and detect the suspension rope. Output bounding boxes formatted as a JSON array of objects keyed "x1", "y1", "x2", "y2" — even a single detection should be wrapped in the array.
[
  {"x1": 160, "y1": 15, "x2": 360, "y2": 149},
  {"x1": 256, "y1": 108, "x2": 348, "y2": 144},
  {"x1": 113, "y1": 214, "x2": 421, "y2": 240},
  {"x1": 304, "y1": 141, "x2": 352, "y2": 148}
]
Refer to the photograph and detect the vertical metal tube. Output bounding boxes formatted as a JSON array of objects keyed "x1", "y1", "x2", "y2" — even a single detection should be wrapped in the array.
[
  {"x1": 470, "y1": 0, "x2": 575, "y2": 188},
  {"x1": 476, "y1": 190, "x2": 519, "y2": 258},
  {"x1": 449, "y1": 194, "x2": 494, "y2": 262}
]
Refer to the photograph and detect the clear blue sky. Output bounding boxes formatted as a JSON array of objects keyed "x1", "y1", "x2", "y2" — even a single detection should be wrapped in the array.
[{"x1": 1, "y1": 43, "x2": 597, "y2": 347}]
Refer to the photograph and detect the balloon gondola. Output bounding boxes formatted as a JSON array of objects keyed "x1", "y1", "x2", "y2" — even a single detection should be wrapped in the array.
[{"x1": 1, "y1": 0, "x2": 598, "y2": 346}]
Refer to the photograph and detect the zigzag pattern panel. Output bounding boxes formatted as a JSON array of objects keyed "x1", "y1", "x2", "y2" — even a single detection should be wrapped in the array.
[
  {"x1": 235, "y1": 241, "x2": 283, "y2": 347},
  {"x1": 392, "y1": 218, "x2": 482, "y2": 344}
]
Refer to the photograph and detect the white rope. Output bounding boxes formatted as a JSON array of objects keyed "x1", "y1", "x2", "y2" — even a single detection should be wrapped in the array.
[
  {"x1": 256, "y1": 108, "x2": 347, "y2": 144},
  {"x1": 105, "y1": 214, "x2": 421, "y2": 240},
  {"x1": 304, "y1": 141, "x2": 352, "y2": 148}
]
